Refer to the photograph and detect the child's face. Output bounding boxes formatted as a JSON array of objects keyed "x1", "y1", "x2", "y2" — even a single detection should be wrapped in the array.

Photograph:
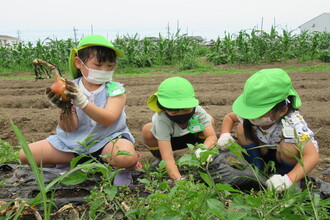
[
  {"x1": 164, "y1": 108, "x2": 194, "y2": 116},
  {"x1": 248, "y1": 106, "x2": 288, "y2": 127},
  {"x1": 81, "y1": 53, "x2": 116, "y2": 75},
  {"x1": 259, "y1": 106, "x2": 288, "y2": 121}
]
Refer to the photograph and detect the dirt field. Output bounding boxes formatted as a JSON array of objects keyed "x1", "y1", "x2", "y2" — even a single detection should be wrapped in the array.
[{"x1": 0, "y1": 62, "x2": 329, "y2": 181}]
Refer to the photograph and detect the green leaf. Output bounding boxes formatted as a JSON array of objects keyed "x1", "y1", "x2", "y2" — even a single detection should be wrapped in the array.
[
  {"x1": 159, "y1": 181, "x2": 170, "y2": 190},
  {"x1": 177, "y1": 154, "x2": 201, "y2": 167},
  {"x1": 70, "y1": 154, "x2": 89, "y2": 167},
  {"x1": 230, "y1": 196, "x2": 250, "y2": 211},
  {"x1": 115, "y1": 150, "x2": 133, "y2": 156},
  {"x1": 104, "y1": 185, "x2": 118, "y2": 200},
  {"x1": 206, "y1": 198, "x2": 225, "y2": 217},
  {"x1": 215, "y1": 183, "x2": 240, "y2": 193},
  {"x1": 87, "y1": 140, "x2": 100, "y2": 148},
  {"x1": 137, "y1": 178, "x2": 150, "y2": 184},
  {"x1": 77, "y1": 134, "x2": 96, "y2": 146},
  {"x1": 198, "y1": 171, "x2": 213, "y2": 187},
  {"x1": 187, "y1": 143, "x2": 195, "y2": 151},
  {"x1": 61, "y1": 171, "x2": 88, "y2": 185},
  {"x1": 228, "y1": 212, "x2": 248, "y2": 220},
  {"x1": 228, "y1": 143, "x2": 246, "y2": 160},
  {"x1": 149, "y1": 193, "x2": 168, "y2": 199},
  {"x1": 158, "y1": 160, "x2": 167, "y2": 170},
  {"x1": 312, "y1": 193, "x2": 320, "y2": 207}
]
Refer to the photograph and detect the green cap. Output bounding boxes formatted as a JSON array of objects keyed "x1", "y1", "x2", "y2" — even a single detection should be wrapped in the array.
[
  {"x1": 232, "y1": 68, "x2": 301, "y2": 119},
  {"x1": 147, "y1": 77, "x2": 199, "y2": 113},
  {"x1": 69, "y1": 35, "x2": 124, "y2": 79}
]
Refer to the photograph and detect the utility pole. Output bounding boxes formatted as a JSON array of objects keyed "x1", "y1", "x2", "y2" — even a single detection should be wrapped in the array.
[
  {"x1": 16, "y1": 30, "x2": 21, "y2": 41},
  {"x1": 91, "y1": 24, "x2": 94, "y2": 35},
  {"x1": 167, "y1": 22, "x2": 170, "y2": 38},
  {"x1": 73, "y1": 26, "x2": 78, "y2": 42}
]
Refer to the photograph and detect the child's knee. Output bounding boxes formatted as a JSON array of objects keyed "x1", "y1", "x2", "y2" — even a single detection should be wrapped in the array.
[
  {"x1": 142, "y1": 123, "x2": 153, "y2": 137},
  {"x1": 112, "y1": 154, "x2": 138, "y2": 168},
  {"x1": 18, "y1": 149, "x2": 28, "y2": 164}
]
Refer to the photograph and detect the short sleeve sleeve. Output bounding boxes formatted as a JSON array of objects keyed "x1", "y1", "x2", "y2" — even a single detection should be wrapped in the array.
[{"x1": 151, "y1": 113, "x2": 174, "y2": 141}]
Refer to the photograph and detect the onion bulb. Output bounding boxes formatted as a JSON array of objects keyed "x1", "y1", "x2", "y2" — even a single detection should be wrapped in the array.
[{"x1": 50, "y1": 70, "x2": 71, "y2": 102}]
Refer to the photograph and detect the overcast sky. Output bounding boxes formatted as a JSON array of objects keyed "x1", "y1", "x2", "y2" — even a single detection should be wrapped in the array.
[{"x1": 1, "y1": 0, "x2": 329, "y2": 42}]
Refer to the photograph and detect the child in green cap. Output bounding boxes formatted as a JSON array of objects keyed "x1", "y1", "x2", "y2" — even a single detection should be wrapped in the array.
[
  {"x1": 19, "y1": 35, "x2": 138, "y2": 185},
  {"x1": 142, "y1": 76, "x2": 218, "y2": 180},
  {"x1": 217, "y1": 68, "x2": 319, "y2": 192}
]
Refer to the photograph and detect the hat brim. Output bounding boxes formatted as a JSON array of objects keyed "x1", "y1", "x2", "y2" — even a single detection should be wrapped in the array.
[
  {"x1": 78, "y1": 44, "x2": 124, "y2": 57},
  {"x1": 147, "y1": 93, "x2": 162, "y2": 113},
  {"x1": 158, "y1": 97, "x2": 199, "y2": 109},
  {"x1": 69, "y1": 48, "x2": 79, "y2": 79},
  {"x1": 289, "y1": 87, "x2": 301, "y2": 109},
  {"x1": 147, "y1": 92, "x2": 199, "y2": 113},
  {"x1": 232, "y1": 94, "x2": 275, "y2": 119}
]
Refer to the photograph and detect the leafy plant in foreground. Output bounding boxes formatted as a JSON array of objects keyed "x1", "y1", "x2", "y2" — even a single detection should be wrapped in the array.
[{"x1": 7, "y1": 121, "x2": 134, "y2": 219}]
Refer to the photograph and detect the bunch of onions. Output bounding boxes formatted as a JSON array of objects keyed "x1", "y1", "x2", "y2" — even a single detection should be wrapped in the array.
[
  {"x1": 50, "y1": 69, "x2": 71, "y2": 102},
  {"x1": 50, "y1": 69, "x2": 74, "y2": 127}
]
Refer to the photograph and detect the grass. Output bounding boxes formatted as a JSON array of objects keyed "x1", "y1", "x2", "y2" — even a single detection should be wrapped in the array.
[
  {"x1": 1, "y1": 59, "x2": 329, "y2": 80},
  {"x1": 0, "y1": 139, "x2": 20, "y2": 164}
]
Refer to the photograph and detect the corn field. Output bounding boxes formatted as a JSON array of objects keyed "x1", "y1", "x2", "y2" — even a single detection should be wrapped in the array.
[{"x1": 0, "y1": 28, "x2": 329, "y2": 74}]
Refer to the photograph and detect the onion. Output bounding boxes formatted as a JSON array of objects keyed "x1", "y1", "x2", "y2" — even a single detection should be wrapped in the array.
[{"x1": 50, "y1": 70, "x2": 71, "y2": 102}]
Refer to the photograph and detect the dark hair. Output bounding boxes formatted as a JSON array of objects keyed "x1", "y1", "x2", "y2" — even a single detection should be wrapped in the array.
[
  {"x1": 157, "y1": 100, "x2": 166, "y2": 111},
  {"x1": 76, "y1": 46, "x2": 117, "y2": 77},
  {"x1": 243, "y1": 96, "x2": 297, "y2": 143},
  {"x1": 157, "y1": 100, "x2": 186, "y2": 112}
]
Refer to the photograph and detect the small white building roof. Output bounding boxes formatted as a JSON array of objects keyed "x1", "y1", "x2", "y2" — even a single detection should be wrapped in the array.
[
  {"x1": 0, "y1": 35, "x2": 19, "y2": 40},
  {"x1": 299, "y1": 12, "x2": 330, "y2": 33}
]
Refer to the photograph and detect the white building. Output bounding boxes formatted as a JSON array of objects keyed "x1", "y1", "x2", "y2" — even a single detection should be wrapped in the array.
[
  {"x1": 299, "y1": 12, "x2": 330, "y2": 33},
  {"x1": 0, "y1": 35, "x2": 19, "y2": 46}
]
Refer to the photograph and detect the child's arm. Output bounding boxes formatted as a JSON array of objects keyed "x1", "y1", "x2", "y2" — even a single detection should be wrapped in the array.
[
  {"x1": 220, "y1": 112, "x2": 239, "y2": 134},
  {"x1": 65, "y1": 80, "x2": 126, "y2": 126},
  {"x1": 287, "y1": 141, "x2": 319, "y2": 182},
  {"x1": 82, "y1": 94, "x2": 126, "y2": 126},
  {"x1": 158, "y1": 140, "x2": 182, "y2": 180},
  {"x1": 202, "y1": 125, "x2": 217, "y2": 149},
  {"x1": 266, "y1": 141, "x2": 319, "y2": 192},
  {"x1": 217, "y1": 112, "x2": 239, "y2": 147}
]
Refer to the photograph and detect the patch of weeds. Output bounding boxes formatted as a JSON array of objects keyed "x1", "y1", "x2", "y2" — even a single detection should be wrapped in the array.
[
  {"x1": 7, "y1": 121, "x2": 135, "y2": 219},
  {"x1": 0, "y1": 139, "x2": 20, "y2": 163}
]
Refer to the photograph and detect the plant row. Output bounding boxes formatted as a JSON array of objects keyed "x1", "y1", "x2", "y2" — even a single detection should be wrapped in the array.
[{"x1": 0, "y1": 28, "x2": 329, "y2": 73}]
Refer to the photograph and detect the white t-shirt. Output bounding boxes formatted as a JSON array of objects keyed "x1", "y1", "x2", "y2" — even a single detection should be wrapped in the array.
[
  {"x1": 151, "y1": 105, "x2": 211, "y2": 141},
  {"x1": 238, "y1": 111, "x2": 318, "y2": 151}
]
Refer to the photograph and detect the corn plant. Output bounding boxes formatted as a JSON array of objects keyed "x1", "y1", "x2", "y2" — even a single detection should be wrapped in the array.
[{"x1": 0, "y1": 28, "x2": 329, "y2": 74}]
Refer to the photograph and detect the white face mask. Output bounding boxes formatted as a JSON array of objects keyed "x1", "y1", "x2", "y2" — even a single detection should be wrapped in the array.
[
  {"x1": 249, "y1": 116, "x2": 276, "y2": 127},
  {"x1": 81, "y1": 61, "x2": 114, "y2": 84}
]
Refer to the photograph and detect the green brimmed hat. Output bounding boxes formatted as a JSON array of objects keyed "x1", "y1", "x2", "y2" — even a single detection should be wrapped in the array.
[
  {"x1": 69, "y1": 35, "x2": 124, "y2": 79},
  {"x1": 147, "y1": 77, "x2": 199, "y2": 113},
  {"x1": 232, "y1": 68, "x2": 301, "y2": 119}
]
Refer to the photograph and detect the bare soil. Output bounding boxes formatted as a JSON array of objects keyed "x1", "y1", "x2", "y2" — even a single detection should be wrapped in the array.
[{"x1": 0, "y1": 61, "x2": 329, "y2": 182}]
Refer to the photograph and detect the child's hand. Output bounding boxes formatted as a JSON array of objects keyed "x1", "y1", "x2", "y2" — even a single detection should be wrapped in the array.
[
  {"x1": 45, "y1": 87, "x2": 72, "y2": 110},
  {"x1": 266, "y1": 174, "x2": 293, "y2": 192},
  {"x1": 217, "y1": 133, "x2": 235, "y2": 147},
  {"x1": 64, "y1": 80, "x2": 89, "y2": 109}
]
